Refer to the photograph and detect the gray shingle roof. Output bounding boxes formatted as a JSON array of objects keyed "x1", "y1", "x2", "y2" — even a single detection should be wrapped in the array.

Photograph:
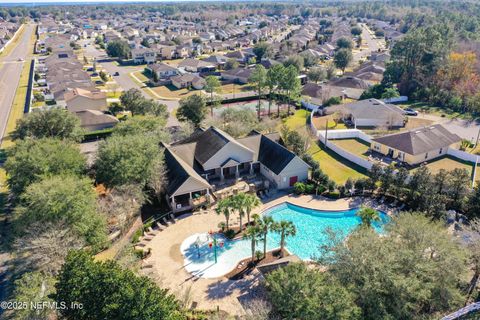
[{"x1": 372, "y1": 124, "x2": 462, "y2": 155}]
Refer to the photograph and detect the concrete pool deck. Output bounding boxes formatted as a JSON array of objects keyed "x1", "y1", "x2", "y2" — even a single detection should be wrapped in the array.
[{"x1": 143, "y1": 194, "x2": 393, "y2": 316}]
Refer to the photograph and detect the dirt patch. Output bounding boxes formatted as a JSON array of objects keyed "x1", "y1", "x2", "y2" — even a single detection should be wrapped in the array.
[
  {"x1": 169, "y1": 243, "x2": 183, "y2": 263},
  {"x1": 225, "y1": 249, "x2": 289, "y2": 280}
]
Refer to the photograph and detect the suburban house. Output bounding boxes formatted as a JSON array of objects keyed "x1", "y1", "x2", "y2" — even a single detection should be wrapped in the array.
[
  {"x1": 147, "y1": 63, "x2": 179, "y2": 79},
  {"x1": 64, "y1": 87, "x2": 107, "y2": 112},
  {"x1": 302, "y1": 82, "x2": 364, "y2": 107},
  {"x1": 225, "y1": 50, "x2": 255, "y2": 64},
  {"x1": 325, "y1": 99, "x2": 406, "y2": 128},
  {"x1": 164, "y1": 127, "x2": 310, "y2": 212},
  {"x1": 171, "y1": 73, "x2": 206, "y2": 90},
  {"x1": 221, "y1": 67, "x2": 253, "y2": 84},
  {"x1": 131, "y1": 47, "x2": 157, "y2": 64},
  {"x1": 178, "y1": 58, "x2": 216, "y2": 73},
  {"x1": 371, "y1": 124, "x2": 462, "y2": 165},
  {"x1": 203, "y1": 55, "x2": 228, "y2": 69},
  {"x1": 75, "y1": 109, "x2": 119, "y2": 131}
]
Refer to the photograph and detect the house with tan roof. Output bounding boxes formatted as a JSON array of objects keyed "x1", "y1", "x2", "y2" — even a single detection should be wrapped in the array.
[
  {"x1": 164, "y1": 127, "x2": 309, "y2": 212},
  {"x1": 171, "y1": 74, "x2": 206, "y2": 90},
  {"x1": 64, "y1": 87, "x2": 107, "y2": 112}
]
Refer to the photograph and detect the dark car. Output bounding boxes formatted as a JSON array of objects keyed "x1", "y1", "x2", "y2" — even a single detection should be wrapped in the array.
[
  {"x1": 404, "y1": 108, "x2": 418, "y2": 116},
  {"x1": 113, "y1": 72, "x2": 120, "y2": 76}
]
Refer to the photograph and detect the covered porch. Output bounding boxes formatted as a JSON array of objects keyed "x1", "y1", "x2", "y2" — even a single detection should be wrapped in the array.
[
  {"x1": 202, "y1": 160, "x2": 260, "y2": 183},
  {"x1": 169, "y1": 188, "x2": 213, "y2": 213}
]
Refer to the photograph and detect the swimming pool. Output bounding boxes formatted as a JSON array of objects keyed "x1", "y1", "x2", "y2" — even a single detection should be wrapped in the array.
[{"x1": 181, "y1": 202, "x2": 389, "y2": 278}]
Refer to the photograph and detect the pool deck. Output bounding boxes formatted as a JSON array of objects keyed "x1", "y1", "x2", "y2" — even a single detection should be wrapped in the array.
[{"x1": 143, "y1": 194, "x2": 393, "y2": 316}]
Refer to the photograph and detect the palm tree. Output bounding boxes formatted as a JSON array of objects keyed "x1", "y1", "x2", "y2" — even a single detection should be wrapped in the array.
[
  {"x1": 356, "y1": 206, "x2": 380, "y2": 228},
  {"x1": 257, "y1": 215, "x2": 274, "y2": 259},
  {"x1": 233, "y1": 194, "x2": 247, "y2": 231},
  {"x1": 243, "y1": 225, "x2": 262, "y2": 263},
  {"x1": 243, "y1": 193, "x2": 261, "y2": 225},
  {"x1": 215, "y1": 198, "x2": 232, "y2": 230},
  {"x1": 272, "y1": 220, "x2": 297, "y2": 257}
]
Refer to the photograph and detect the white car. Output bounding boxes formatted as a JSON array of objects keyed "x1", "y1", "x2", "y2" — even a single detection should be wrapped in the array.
[{"x1": 17, "y1": 58, "x2": 24, "y2": 62}]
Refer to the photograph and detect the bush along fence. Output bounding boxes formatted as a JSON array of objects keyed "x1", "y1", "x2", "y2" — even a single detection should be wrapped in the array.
[
  {"x1": 308, "y1": 111, "x2": 479, "y2": 186},
  {"x1": 24, "y1": 59, "x2": 35, "y2": 114}
]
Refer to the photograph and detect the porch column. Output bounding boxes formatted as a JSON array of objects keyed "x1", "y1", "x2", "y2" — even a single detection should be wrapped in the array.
[
  {"x1": 249, "y1": 162, "x2": 254, "y2": 174},
  {"x1": 235, "y1": 165, "x2": 239, "y2": 179},
  {"x1": 171, "y1": 196, "x2": 176, "y2": 209},
  {"x1": 189, "y1": 192, "x2": 193, "y2": 206},
  {"x1": 220, "y1": 167, "x2": 224, "y2": 182}
]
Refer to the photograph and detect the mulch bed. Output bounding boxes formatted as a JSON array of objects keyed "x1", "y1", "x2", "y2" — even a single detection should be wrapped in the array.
[{"x1": 225, "y1": 249, "x2": 290, "y2": 280}]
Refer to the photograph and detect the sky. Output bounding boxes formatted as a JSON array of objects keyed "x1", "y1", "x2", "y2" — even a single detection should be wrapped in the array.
[{"x1": 1, "y1": 0, "x2": 181, "y2": 3}]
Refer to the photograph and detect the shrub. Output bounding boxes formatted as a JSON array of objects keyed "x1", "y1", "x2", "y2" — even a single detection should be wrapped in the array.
[
  {"x1": 255, "y1": 250, "x2": 263, "y2": 261},
  {"x1": 134, "y1": 249, "x2": 146, "y2": 259},
  {"x1": 304, "y1": 183, "x2": 315, "y2": 194},
  {"x1": 224, "y1": 229, "x2": 236, "y2": 239},
  {"x1": 326, "y1": 191, "x2": 340, "y2": 199},
  {"x1": 143, "y1": 221, "x2": 153, "y2": 232},
  {"x1": 316, "y1": 185, "x2": 327, "y2": 194},
  {"x1": 323, "y1": 96, "x2": 342, "y2": 107},
  {"x1": 294, "y1": 182, "x2": 306, "y2": 194},
  {"x1": 131, "y1": 229, "x2": 143, "y2": 244}
]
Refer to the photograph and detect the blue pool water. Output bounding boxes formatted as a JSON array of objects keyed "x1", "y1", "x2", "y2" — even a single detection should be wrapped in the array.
[
  {"x1": 264, "y1": 203, "x2": 388, "y2": 260},
  {"x1": 181, "y1": 203, "x2": 389, "y2": 278}
]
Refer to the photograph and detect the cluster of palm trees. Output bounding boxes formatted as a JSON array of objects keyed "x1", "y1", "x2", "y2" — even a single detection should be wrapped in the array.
[
  {"x1": 215, "y1": 193, "x2": 261, "y2": 231},
  {"x1": 215, "y1": 193, "x2": 297, "y2": 264},
  {"x1": 243, "y1": 215, "x2": 297, "y2": 263}
]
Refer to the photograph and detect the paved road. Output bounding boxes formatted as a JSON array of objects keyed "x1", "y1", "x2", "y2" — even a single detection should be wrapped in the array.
[
  {"x1": 352, "y1": 24, "x2": 385, "y2": 66},
  {"x1": 79, "y1": 40, "x2": 179, "y2": 126},
  {"x1": 0, "y1": 24, "x2": 34, "y2": 144}
]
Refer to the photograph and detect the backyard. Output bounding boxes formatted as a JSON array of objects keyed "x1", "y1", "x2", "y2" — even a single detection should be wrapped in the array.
[
  {"x1": 283, "y1": 109, "x2": 368, "y2": 185},
  {"x1": 308, "y1": 142, "x2": 368, "y2": 184},
  {"x1": 331, "y1": 138, "x2": 370, "y2": 159},
  {"x1": 418, "y1": 156, "x2": 480, "y2": 182}
]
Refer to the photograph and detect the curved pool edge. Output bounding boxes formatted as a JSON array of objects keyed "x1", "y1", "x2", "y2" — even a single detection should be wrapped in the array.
[{"x1": 180, "y1": 200, "x2": 389, "y2": 278}]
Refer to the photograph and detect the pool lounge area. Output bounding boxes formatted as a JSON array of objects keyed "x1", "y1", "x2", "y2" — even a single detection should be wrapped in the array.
[{"x1": 181, "y1": 202, "x2": 389, "y2": 278}]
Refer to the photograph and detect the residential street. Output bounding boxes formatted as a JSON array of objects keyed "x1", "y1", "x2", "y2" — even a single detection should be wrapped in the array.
[
  {"x1": 0, "y1": 24, "x2": 34, "y2": 144},
  {"x1": 79, "y1": 40, "x2": 180, "y2": 126},
  {"x1": 352, "y1": 23, "x2": 385, "y2": 65}
]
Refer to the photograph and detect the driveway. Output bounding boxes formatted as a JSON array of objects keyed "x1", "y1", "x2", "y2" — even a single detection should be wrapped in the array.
[
  {"x1": 417, "y1": 112, "x2": 480, "y2": 142},
  {"x1": 79, "y1": 40, "x2": 179, "y2": 126},
  {"x1": 0, "y1": 24, "x2": 35, "y2": 144}
]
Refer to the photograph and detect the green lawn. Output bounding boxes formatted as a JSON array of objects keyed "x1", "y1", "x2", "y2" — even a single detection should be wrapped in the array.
[
  {"x1": 331, "y1": 138, "x2": 370, "y2": 159},
  {"x1": 416, "y1": 156, "x2": 480, "y2": 182},
  {"x1": 283, "y1": 109, "x2": 367, "y2": 185},
  {"x1": 283, "y1": 109, "x2": 310, "y2": 130},
  {"x1": 308, "y1": 142, "x2": 367, "y2": 185}
]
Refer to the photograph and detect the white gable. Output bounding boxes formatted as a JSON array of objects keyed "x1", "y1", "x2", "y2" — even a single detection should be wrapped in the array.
[{"x1": 203, "y1": 141, "x2": 254, "y2": 170}]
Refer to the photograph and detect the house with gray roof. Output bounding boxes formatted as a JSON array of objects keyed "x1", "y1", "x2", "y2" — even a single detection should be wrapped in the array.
[
  {"x1": 371, "y1": 124, "x2": 462, "y2": 165},
  {"x1": 164, "y1": 127, "x2": 309, "y2": 212},
  {"x1": 325, "y1": 99, "x2": 406, "y2": 128}
]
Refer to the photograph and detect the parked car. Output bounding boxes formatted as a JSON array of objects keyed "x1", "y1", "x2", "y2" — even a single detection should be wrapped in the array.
[
  {"x1": 17, "y1": 58, "x2": 24, "y2": 62},
  {"x1": 404, "y1": 108, "x2": 418, "y2": 116},
  {"x1": 113, "y1": 72, "x2": 120, "y2": 76}
]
